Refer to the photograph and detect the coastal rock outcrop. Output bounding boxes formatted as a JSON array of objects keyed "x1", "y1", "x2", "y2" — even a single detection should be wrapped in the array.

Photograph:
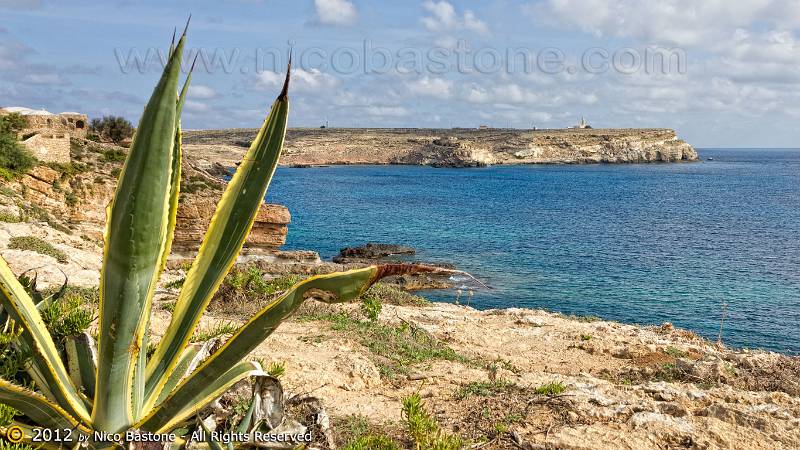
[
  {"x1": 171, "y1": 196, "x2": 290, "y2": 260},
  {"x1": 184, "y1": 127, "x2": 699, "y2": 168},
  {"x1": 332, "y1": 242, "x2": 416, "y2": 264}
]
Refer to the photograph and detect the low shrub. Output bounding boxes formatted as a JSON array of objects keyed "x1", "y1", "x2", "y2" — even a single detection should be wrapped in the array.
[
  {"x1": 302, "y1": 311, "x2": 467, "y2": 378},
  {"x1": 39, "y1": 293, "x2": 95, "y2": 344},
  {"x1": 362, "y1": 283, "x2": 429, "y2": 307},
  {"x1": 361, "y1": 295, "x2": 382, "y2": 321},
  {"x1": 0, "y1": 212, "x2": 21, "y2": 223},
  {"x1": 402, "y1": 394, "x2": 464, "y2": 449},
  {"x1": 0, "y1": 134, "x2": 35, "y2": 181},
  {"x1": 101, "y1": 148, "x2": 127, "y2": 162},
  {"x1": 8, "y1": 236, "x2": 68, "y2": 263},
  {"x1": 533, "y1": 381, "x2": 567, "y2": 396},
  {"x1": 90, "y1": 116, "x2": 133, "y2": 144}
]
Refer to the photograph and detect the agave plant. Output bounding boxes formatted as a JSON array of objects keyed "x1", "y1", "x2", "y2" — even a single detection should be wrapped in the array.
[{"x1": 0, "y1": 28, "x2": 453, "y2": 448}]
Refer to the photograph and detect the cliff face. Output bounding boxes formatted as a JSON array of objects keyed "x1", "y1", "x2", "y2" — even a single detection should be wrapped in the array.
[
  {"x1": 171, "y1": 196, "x2": 290, "y2": 261},
  {"x1": 183, "y1": 128, "x2": 698, "y2": 168},
  {"x1": 0, "y1": 139, "x2": 291, "y2": 285}
]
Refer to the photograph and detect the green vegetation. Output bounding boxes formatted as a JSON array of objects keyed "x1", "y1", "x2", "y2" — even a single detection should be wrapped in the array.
[
  {"x1": 342, "y1": 435, "x2": 400, "y2": 450},
  {"x1": 338, "y1": 415, "x2": 400, "y2": 450},
  {"x1": 15, "y1": 202, "x2": 72, "y2": 234},
  {"x1": 0, "y1": 278, "x2": 96, "y2": 431},
  {"x1": 89, "y1": 116, "x2": 134, "y2": 144},
  {"x1": 224, "y1": 266, "x2": 302, "y2": 295},
  {"x1": 0, "y1": 113, "x2": 27, "y2": 135},
  {"x1": 402, "y1": 394, "x2": 464, "y2": 449},
  {"x1": 456, "y1": 379, "x2": 516, "y2": 400},
  {"x1": 302, "y1": 311, "x2": 467, "y2": 378},
  {"x1": 0, "y1": 137, "x2": 35, "y2": 182},
  {"x1": 7, "y1": 236, "x2": 68, "y2": 263},
  {"x1": 210, "y1": 267, "x2": 303, "y2": 315},
  {"x1": 361, "y1": 295, "x2": 382, "y2": 321},
  {"x1": 664, "y1": 346, "x2": 687, "y2": 358},
  {"x1": 266, "y1": 361, "x2": 285, "y2": 378},
  {"x1": 39, "y1": 292, "x2": 95, "y2": 345},
  {"x1": 191, "y1": 322, "x2": 240, "y2": 342},
  {"x1": 100, "y1": 148, "x2": 127, "y2": 162},
  {"x1": 0, "y1": 113, "x2": 35, "y2": 181},
  {"x1": 557, "y1": 313, "x2": 601, "y2": 323},
  {"x1": 0, "y1": 212, "x2": 21, "y2": 223},
  {"x1": 46, "y1": 161, "x2": 89, "y2": 178},
  {"x1": 0, "y1": 441, "x2": 34, "y2": 450},
  {"x1": 64, "y1": 191, "x2": 79, "y2": 207},
  {"x1": 181, "y1": 175, "x2": 222, "y2": 194},
  {"x1": 362, "y1": 282, "x2": 429, "y2": 307},
  {"x1": 164, "y1": 277, "x2": 185, "y2": 289},
  {"x1": 581, "y1": 334, "x2": 592, "y2": 341},
  {"x1": 533, "y1": 381, "x2": 567, "y2": 396}
]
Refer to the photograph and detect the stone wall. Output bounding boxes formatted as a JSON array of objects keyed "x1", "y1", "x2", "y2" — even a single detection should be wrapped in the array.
[
  {"x1": 21, "y1": 133, "x2": 72, "y2": 164},
  {"x1": 21, "y1": 113, "x2": 88, "y2": 139}
]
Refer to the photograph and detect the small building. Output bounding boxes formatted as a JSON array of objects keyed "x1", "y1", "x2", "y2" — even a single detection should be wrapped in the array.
[{"x1": 0, "y1": 107, "x2": 88, "y2": 163}]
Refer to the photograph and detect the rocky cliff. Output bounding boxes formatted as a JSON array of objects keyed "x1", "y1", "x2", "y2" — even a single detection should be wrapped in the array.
[
  {"x1": 184, "y1": 128, "x2": 698, "y2": 168},
  {"x1": 0, "y1": 138, "x2": 291, "y2": 285},
  {"x1": 171, "y1": 196, "x2": 290, "y2": 261}
]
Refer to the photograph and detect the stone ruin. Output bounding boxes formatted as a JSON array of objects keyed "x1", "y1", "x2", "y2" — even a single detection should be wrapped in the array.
[{"x1": 0, "y1": 107, "x2": 88, "y2": 164}]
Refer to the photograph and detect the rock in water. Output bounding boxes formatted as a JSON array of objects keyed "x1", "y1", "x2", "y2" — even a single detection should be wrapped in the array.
[{"x1": 333, "y1": 242, "x2": 416, "y2": 263}]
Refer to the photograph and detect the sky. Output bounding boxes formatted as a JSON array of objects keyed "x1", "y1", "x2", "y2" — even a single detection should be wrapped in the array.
[{"x1": 1, "y1": 0, "x2": 799, "y2": 148}]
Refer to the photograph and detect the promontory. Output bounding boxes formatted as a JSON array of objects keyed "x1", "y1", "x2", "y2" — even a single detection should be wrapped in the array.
[{"x1": 183, "y1": 127, "x2": 698, "y2": 168}]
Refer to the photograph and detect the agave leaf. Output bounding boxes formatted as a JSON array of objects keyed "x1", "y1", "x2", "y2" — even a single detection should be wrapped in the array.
[
  {"x1": 158, "y1": 66, "x2": 192, "y2": 276},
  {"x1": 146, "y1": 361, "x2": 266, "y2": 434},
  {"x1": 0, "y1": 378, "x2": 91, "y2": 434},
  {"x1": 198, "y1": 415, "x2": 226, "y2": 450},
  {"x1": 93, "y1": 32, "x2": 186, "y2": 432},
  {"x1": 144, "y1": 66, "x2": 291, "y2": 409},
  {"x1": 0, "y1": 256, "x2": 91, "y2": 424},
  {"x1": 65, "y1": 332, "x2": 98, "y2": 401},
  {"x1": 155, "y1": 339, "x2": 217, "y2": 406},
  {"x1": 141, "y1": 265, "x2": 444, "y2": 432},
  {"x1": 133, "y1": 68, "x2": 194, "y2": 421}
]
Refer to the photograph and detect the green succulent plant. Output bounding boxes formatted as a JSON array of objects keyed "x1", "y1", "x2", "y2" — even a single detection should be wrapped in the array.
[{"x1": 0, "y1": 28, "x2": 450, "y2": 448}]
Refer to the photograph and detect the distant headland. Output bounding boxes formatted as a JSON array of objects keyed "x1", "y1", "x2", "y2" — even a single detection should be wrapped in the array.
[{"x1": 183, "y1": 127, "x2": 698, "y2": 169}]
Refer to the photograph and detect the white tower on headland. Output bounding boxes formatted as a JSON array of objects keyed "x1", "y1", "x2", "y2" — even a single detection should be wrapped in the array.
[{"x1": 573, "y1": 116, "x2": 592, "y2": 129}]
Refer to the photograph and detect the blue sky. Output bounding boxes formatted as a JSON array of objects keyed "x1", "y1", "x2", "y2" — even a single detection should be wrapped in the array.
[{"x1": 1, "y1": 0, "x2": 799, "y2": 147}]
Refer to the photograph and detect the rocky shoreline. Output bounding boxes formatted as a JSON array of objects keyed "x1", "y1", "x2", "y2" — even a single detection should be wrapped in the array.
[{"x1": 184, "y1": 127, "x2": 699, "y2": 169}]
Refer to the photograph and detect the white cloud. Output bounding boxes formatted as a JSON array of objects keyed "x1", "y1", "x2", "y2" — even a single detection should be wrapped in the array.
[
  {"x1": 253, "y1": 68, "x2": 338, "y2": 92},
  {"x1": 422, "y1": 1, "x2": 490, "y2": 35},
  {"x1": 314, "y1": 0, "x2": 358, "y2": 26},
  {"x1": 460, "y1": 82, "x2": 539, "y2": 105},
  {"x1": 529, "y1": 0, "x2": 800, "y2": 46},
  {"x1": 406, "y1": 76, "x2": 452, "y2": 99},
  {"x1": 23, "y1": 73, "x2": 64, "y2": 85},
  {"x1": 190, "y1": 84, "x2": 217, "y2": 99},
  {"x1": 364, "y1": 106, "x2": 409, "y2": 117},
  {"x1": 185, "y1": 100, "x2": 211, "y2": 113}
]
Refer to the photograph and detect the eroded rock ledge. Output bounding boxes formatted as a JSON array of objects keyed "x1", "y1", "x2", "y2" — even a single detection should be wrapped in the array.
[{"x1": 184, "y1": 128, "x2": 699, "y2": 168}]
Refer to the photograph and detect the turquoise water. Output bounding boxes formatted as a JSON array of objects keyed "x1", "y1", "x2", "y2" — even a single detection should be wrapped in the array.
[{"x1": 265, "y1": 149, "x2": 800, "y2": 354}]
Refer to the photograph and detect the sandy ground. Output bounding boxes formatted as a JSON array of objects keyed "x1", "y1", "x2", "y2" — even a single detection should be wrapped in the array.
[{"x1": 149, "y1": 299, "x2": 800, "y2": 450}]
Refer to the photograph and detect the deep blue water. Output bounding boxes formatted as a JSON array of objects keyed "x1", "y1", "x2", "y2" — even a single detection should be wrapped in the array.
[{"x1": 264, "y1": 149, "x2": 800, "y2": 354}]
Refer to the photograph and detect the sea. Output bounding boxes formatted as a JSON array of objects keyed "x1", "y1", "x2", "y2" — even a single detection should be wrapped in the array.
[{"x1": 264, "y1": 149, "x2": 800, "y2": 354}]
